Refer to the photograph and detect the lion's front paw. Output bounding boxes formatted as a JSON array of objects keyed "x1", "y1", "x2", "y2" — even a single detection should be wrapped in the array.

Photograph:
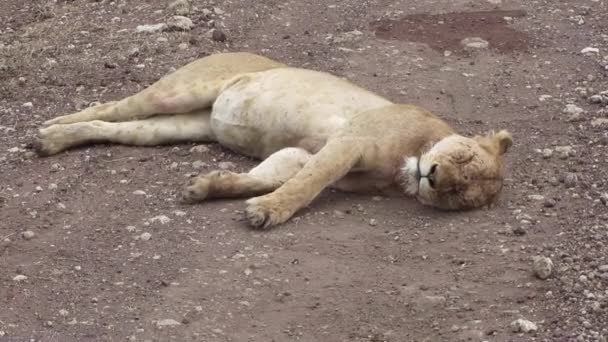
[
  {"x1": 245, "y1": 195, "x2": 295, "y2": 230},
  {"x1": 181, "y1": 176, "x2": 212, "y2": 203},
  {"x1": 33, "y1": 126, "x2": 69, "y2": 157}
]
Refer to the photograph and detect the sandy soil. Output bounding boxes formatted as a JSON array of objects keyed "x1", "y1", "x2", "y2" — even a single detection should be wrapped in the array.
[{"x1": 1, "y1": 0, "x2": 607, "y2": 341}]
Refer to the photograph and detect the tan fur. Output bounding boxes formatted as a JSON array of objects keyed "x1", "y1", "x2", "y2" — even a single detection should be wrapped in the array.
[{"x1": 35, "y1": 52, "x2": 513, "y2": 229}]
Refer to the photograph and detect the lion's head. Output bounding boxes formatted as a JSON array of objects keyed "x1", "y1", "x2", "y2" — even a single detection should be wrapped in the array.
[{"x1": 402, "y1": 130, "x2": 513, "y2": 210}]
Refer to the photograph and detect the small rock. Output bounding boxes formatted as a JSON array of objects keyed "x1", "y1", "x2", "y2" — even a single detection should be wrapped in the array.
[
  {"x1": 218, "y1": 161, "x2": 236, "y2": 170},
  {"x1": 564, "y1": 173, "x2": 578, "y2": 188},
  {"x1": 591, "y1": 118, "x2": 608, "y2": 128},
  {"x1": 13, "y1": 274, "x2": 28, "y2": 282},
  {"x1": 173, "y1": 210, "x2": 187, "y2": 217},
  {"x1": 140, "y1": 232, "x2": 152, "y2": 241},
  {"x1": 136, "y1": 23, "x2": 168, "y2": 33},
  {"x1": 190, "y1": 145, "x2": 210, "y2": 154},
  {"x1": 22, "y1": 102, "x2": 33, "y2": 109},
  {"x1": 581, "y1": 47, "x2": 599, "y2": 54},
  {"x1": 213, "y1": 7, "x2": 225, "y2": 15},
  {"x1": 543, "y1": 198, "x2": 556, "y2": 208},
  {"x1": 369, "y1": 219, "x2": 378, "y2": 226},
  {"x1": 168, "y1": 0, "x2": 191, "y2": 15},
  {"x1": 157, "y1": 319, "x2": 181, "y2": 327},
  {"x1": 527, "y1": 194, "x2": 545, "y2": 201},
  {"x1": 533, "y1": 256, "x2": 553, "y2": 280},
  {"x1": 192, "y1": 160, "x2": 207, "y2": 170},
  {"x1": 461, "y1": 37, "x2": 489, "y2": 49},
  {"x1": 167, "y1": 16, "x2": 194, "y2": 31},
  {"x1": 59, "y1": 309, "x2": 69, "y2": 316},
  {"x1": 562, "y1": 104, "x2": 584, "y2": 116},
  {"x1": 150, "y1": 215, "x2": 171, "y2": 224},
  {"x1": 598, "y1": 264, "x2": 608, "y2": 272},
  {"x1": 333, "y1": 210, "x2": 345, "y2": 219},
  {"x1": 35, "y1": 186, "x2": 43, "y2": 192},
  {"x1": 211, "y1": 29, "x2": 227, "y2": 42},
  {"x1": 50, "y1": 163, "x2": 63, "y2": 172},
  {"x1": 126, "y1": 225, "x2": 136, "y2": 232},
  {"x1": 178, "y1": 42, "x2": 189, "y2": 50},
  {"x1": 133, "y1": 190, "x2": 147, "y2": 196},
  {"x1": 541, "y1": 149, "x2": 553, "y2": 159},
  {"x1": 512, "y1": 226, "x2": 527, "y2": 236},
  {"x1": 510, "y1": 318, "x2": 537, "y2": 333},
  {"x1": 21, "y1": 230, "x2": 35, "y2": 240}
]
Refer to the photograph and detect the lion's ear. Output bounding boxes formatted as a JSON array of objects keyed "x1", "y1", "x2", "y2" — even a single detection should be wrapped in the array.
[{"x1": 492, "y1": 130, "x2": 512, "y2": 155}]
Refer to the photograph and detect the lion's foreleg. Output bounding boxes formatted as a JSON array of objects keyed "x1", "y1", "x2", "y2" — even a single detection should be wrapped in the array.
[
  {"x1": 35, "y1": 110, "x2": 213, "y2": 156},
  {"x1": 244, "y1": 139, "x2": 363, "y2": 229},
  {"x1": 182, "y1": 147, "x2": 311, "y2": 202}
]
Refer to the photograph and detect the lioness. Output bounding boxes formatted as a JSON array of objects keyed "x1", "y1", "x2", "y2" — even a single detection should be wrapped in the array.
[{"x1": 35, "y1": 52, "x2": 512, "y2": 229}]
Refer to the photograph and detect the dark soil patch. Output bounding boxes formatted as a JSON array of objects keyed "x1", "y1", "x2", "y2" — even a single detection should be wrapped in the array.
[{"x1": 372, "y1": 10, "x2": 529, "y2": 54}]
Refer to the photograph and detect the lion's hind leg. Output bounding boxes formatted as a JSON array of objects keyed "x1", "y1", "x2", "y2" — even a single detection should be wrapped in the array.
[
  {"x1": 35, "y1": 109, "x2": 213, "y2": 156},
  {"x1": 182, "y1": 148, "x2": 311, "y2": 202}
]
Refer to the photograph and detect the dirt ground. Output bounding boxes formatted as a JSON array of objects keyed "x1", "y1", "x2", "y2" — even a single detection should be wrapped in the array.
[{"x1": 1, "y1": 0, "x2": 607, "y2": 341}]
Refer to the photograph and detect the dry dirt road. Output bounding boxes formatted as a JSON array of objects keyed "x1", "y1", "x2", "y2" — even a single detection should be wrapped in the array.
[{"x1": 1, "y1": 0, "x2": 607, "y2": 341}]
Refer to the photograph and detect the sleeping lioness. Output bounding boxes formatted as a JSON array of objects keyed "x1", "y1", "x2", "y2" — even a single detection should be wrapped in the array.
[{"x1": 35, "y1": 52, "x2": 512, "y2": 229}]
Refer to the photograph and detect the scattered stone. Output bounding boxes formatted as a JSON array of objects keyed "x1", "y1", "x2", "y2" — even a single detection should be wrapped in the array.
[
  {"x1": 150, "y1": 215, "x2": 171, "y2": 224},
  {"x1": 22, "y1": 102, "x2": 33, "y2": 109},
  {"x1": 136, "y1": 23, "x2": 168, "y2": 33},
  {"x1": 50, "y1": 163, "x2": 63, "y2": 172},
  {"x1": 512, "y1": 226, "x2": 527, "y2": 236},
  {"x1": 167, "y1": 16, "x2": 194, "y2": 31},
  {"x1": 461, "y1": 37, "x2": 489, "y2": 49},
  {"x1": 527, "y1": 194, "x2": 545, "y2": 201},
  {"x1": 21, "y1": 230, "x2": 35, "y2": 240},
  {"x1": 333, "y1": 210, "x2": 346, "y2": 219},
  {"x1": 157, "y1": 319, "x2": 181, "y2": 327},
  {"x1": 178, "y1": 42, "x2": 189, "y2": 50},
  {"x1": 543, "y1": 198, "x2": 556, "y2": 208},
  {"x1": 562, "y1": 104, "x2": 584, "y2": 116},
  {"x1": 59, "y1": 309, "x2": 69, "y2": 316},
  {"x1": 555, "y1": 145, "x2": 574, "y2": 159},
  {"x1": 591, "y1": 118, "x2": 608, "y2": 128},
  {"x1": 333, "y1": 30, "x2": 363, "y2": 44},
  {"x1": 510, "y1": 318, "x2": 537, "y2": 333},
  {"x1": 598, "y1": 264, "x2": 608, "y2": 272},
  {"x1": 126, "y1": 225, "x2": 136, "y2": 232},
  {"x1": 533, "y1": 256, "x2": 553, "y2": 280},
  {"x1": 564, "y1": 173, "x2": 578, "y2": 188},
  {"x1": 35, "y1": 186, "x2": 43, "y2": 192},
  {"x1": 190, "y1": 145, "x2": 210, "y2": 154},
  {"x1": 541, "y1": 148, "x2": 553, "y2": 159},
  {"x1": 140, "y1": 232, "x2": 152, "y2": 241},
  {"x1": 369, "y1": 218, "x2": 378, "y2": 226},
  {"x1": 13, "y1": 275, "x2": 28, "y2": 282},
  {"x1": 580, "y1": 47, "x2": 599, "y2": 54},
  {"x1": 211, "y1": 29, "x2": 227, "y2": 42},
  {"x1": 173, "y1": 210, "x2": 187, "y2": 217},
  {"x1": 168, "y1": 0, "x2": 191, "y2": 16},
  {"x1": 218, "y1": 161, "x2": 236, "y2": 170},
  {"x1": 213, "y1": 7, "x2": 225, "y2": 15},
  {"x1": 132, "y1": 190, "x2": 147, "y2": 196},
  {"x1": 192, "y1": 160, "x2": 207, "y2": 170}
]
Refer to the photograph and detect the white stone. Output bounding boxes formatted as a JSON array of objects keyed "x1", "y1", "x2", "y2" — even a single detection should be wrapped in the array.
[
  {"x1": 461, "y1": 37, "x2": 489, "y2": 49},
  {"x1": 157, "y1": 319, "x2": 181, "y2": 327},
  {"x1": 510, "y1": 318, "x2": 537, "y2": 333},
  {"x1": 581, "y1": 47, "x2": 599, "y2": 54},
  {"x1": 533, "y1": 256, "x2": 553, "y2": 280},
  {"x1": 13, "y1": 275, "x2": 28, "y2": 282},
  {"x1": 167, "y1": 16, "x2": 194, "y2": 31},
  {"x1": 140, "y1": 232, "x2": 152, "y2": 241},
  {"x1": 133, "y1": 190, "x2": 147, "y2": 196},
  {"x1": 136, "y1": 23, "x2": 168, "y2": 33},
  {"x1": 150, "y1": 215, "x2": 171, "y2": 224},
  {"x1": 22, "y1": 230, "x2": 35, "y2": 240},
  {"x1": 562, "y1": 104, "x2": 584, "y2": 115},
  {"x1": 22, "y1": 102, "x2": 33, "y2": 108}
]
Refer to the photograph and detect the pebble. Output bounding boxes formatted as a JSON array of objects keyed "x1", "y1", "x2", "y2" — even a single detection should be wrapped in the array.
[
  {"x1": 218, "y1": 161, "x2": 236, "y2": 170},
  {"x1": 212, "y1": 29, "x2": 227, "y2": 42},
  {"x1": 167, "y1": 16, "x2": 194, "y2": 31},
  {"x1": 136, "y1": 23, "x2": 168, "y2": 33},
  {"x1": 50, "y1": 163, "x2": 62, "y2": 172},
  {"x1": 157, "y1": 319, "x2": 181, "y2": 327},
  {"x1": 591, "y1": 118, "x2": 608, "y2": 128},
  {"x1": 190, "y1": 145, "x2": 210, "y2": 154},
  {"x1": 533, "y1": 256, "x2": 553, "y2": 279},
  {"x1": 562, "y1": 104, "x2": 584, "y2": 116},
  {"x1": 460, "y1": 37, "x2": 489, "y2": 49},
  {"x1": 178, "y1": 42, "x2": 189, "y2": 50},
  {"x1": 541, "y1": 148, "x2": 553, "y2": 159},
  {"x1": 564, "y1": 173, "x2": 578, "y2": 188},
  {"x1": 369, "y1": 219, "x2": 378, "y2": 226},
  {"x1": 21, "y1": 230, "x2": 35, "y2": 240},
  {"x1": 580, "y1": 47, "x2": 599, "y2": 54},
  {"x1": 168, "y1": 0, "x2": 191, "y2": 15},
  {"x1": 13, "y1": 275, "x2": 28, "y2": 282},
  {"x1": 527, "y1": 194, "x2": 545, "y2": 201},
  {"x1": 512, "y1": 226, "x2": 527, "y2": 236},
  {"x1": 192, "y1": 160, "x2": 207, "y2": 170},
  {"x1": 22, "y1": 102, "x2": 33, "y2": 108},
  {"x1": 333, "y1": 210, "x2": 345, "y2": 219},
  {"x1": 510, "y1": 318, "x2": 537, "y2": 333},
  {"x1": 126, "y1": 225, "x2": 136, "y2": 232},
  {"x1": 140, "y1": 232, "x2": 152, "y2": 241},
  {"x1": 599, "y1": 265, "x2": 608, "y2": 272},
  {"x1": 150, "y1": 215, "x2": 171, "y2": 224},
  {"x1": 133, "y1": 190, "x2": 146, "y2": 196},
  {"x1": 543, "y1": 198, "x2": 556, "y2": 208}
]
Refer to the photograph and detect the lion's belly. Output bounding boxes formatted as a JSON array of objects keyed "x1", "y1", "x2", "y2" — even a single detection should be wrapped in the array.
[{"x1": 209, "y1": 68, "x2": 391, "y2": 158}]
